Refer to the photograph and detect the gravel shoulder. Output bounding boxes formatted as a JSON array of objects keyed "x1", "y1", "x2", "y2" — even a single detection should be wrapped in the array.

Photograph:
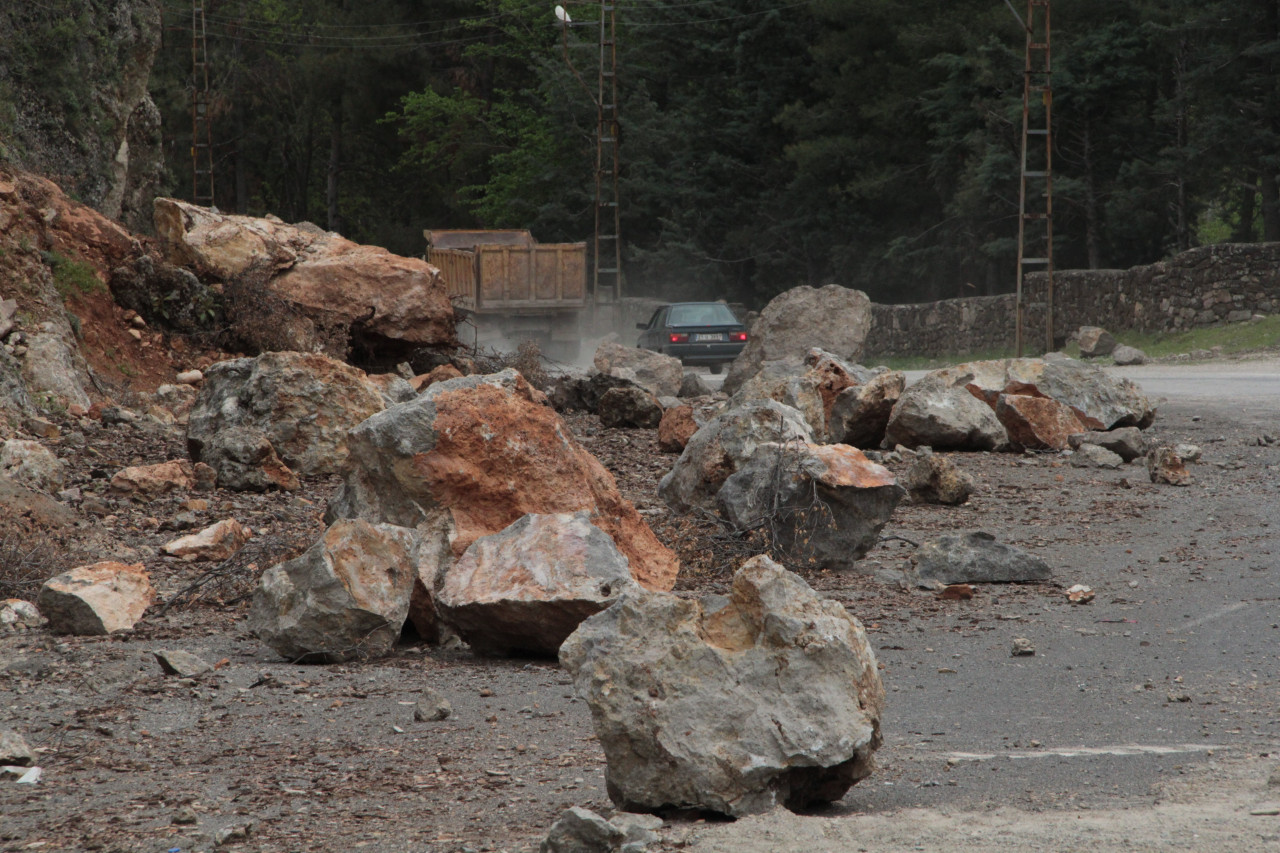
[{"x1": 2, "y1": 372, "x2": 1279, "y2": 852}]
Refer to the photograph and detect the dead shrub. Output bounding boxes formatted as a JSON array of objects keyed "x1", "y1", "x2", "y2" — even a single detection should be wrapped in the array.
[{"x1": 0, "y1": 523, "x2": 70, "y2": 600}]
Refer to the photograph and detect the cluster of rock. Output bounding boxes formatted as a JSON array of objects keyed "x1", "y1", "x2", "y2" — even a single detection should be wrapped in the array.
[{"x1": 249, "y1": 367, "x2": 679, "y2": 662}]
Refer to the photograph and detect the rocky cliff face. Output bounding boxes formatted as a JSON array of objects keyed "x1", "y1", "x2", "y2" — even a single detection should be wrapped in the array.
[{"x1": 0, "y1": 1, "x2": 163, "y2": 234}]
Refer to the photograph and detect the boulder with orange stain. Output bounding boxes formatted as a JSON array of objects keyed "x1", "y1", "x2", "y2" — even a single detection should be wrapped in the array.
[
  {"x1": 327, "y1": 369, "x2": 679, "y2": 593},
  {"x1": 37, "y1": 562, "x2": 155, "y2": 635},
  {"x1": 717, "y1": 442, "x2": 904, "y2": 570}
]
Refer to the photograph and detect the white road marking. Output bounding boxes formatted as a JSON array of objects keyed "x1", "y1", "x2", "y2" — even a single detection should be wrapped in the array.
[
  {"x1": 943, "y1": 744, "x2": 1226, "y2": 762},
  {"x1": 1168, "y1": 601, "x2": 1252, "y2": 633}
]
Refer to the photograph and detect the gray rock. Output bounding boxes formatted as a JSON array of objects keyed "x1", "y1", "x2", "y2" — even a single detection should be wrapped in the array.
[
  {"x1": 658, "y1": 400, "x2": 814, "y2": 514},
  {"x1": 435, "y1": 512, "x2": 637, "y2": 656},
  {"x1": 0, "y1": 730, "x2": 34, "y2": 766},
  {"x1": 900, "y1": 449, "x2": 974, "y2": 505},
  {"x1": 192, "y1": 426, "x2": 299, "y2": 492},
  {"x1": 723, "y1": 285, "x2": 872, "y2": 395},
  {"x1": 914, "y1": 531, "x2": 1052, "y2": 585},
  {"x1": 884, "y1": 372, "x2": 1009, "y2": 452},
  {"x1": 678, "y1": 371, "x2": 711, "y2": 398},
  {"x1": 1070, "y1": 444, "x2": 1124, "y2": 469},
  {"x1": 727, "y1": 359, "x2": 826, "y2": 440},
  {"x1": 187, "y1": 351, "x2": 384, "y2": 478},
  {"x1": 248, "y1": 520, "x2": 419, "y2": 663},
  {"x1": 541, "y1": 807, "x2": 624, "y2": 853},
  {"x1": 1111, "y1": 344, "x2": 1147, "y2": 366},
  {"x1": 21, "y1": 329, "x2": 92, "y2": 410},
  {"x1": 597, "y1": 386, "x2": 663, "y2": 429},
  {"x1": 414, "y1": 687, "x2": 452, "y2": 722},
  {"x1": 153, "y1": 649, "x2": 214, "y2": 678},
  {"x1": 1174, "y1": 442, "x2": 1202, "y2": 463},
  {"x1": 1077, "y1": 326, "x2": 1116, "y2": 357},
  {"x1": 717, "y1": 443, "x2": 903, "y2": 570},
  {"x1": 594, "y1": 343, "x2": 683, "y2": 399},
  {"x1": 1011, "y1": 637, "x2": 1036, "y2": 657},
  {"x1": 560, "y1": 555, "x2": 884, "y2": 817},
  {"x1": 0, "y1": 439, "x2": 65, "y2": 492},
  {"x1": 829, "y1": 369, "x2": 905, "y2": 449},
  {"x1": 0, "y1": 599, "x2": 44, "y2": 632},
  {"x1": 1068, "y1": 427, "x2": 1147, "y2": 462}
]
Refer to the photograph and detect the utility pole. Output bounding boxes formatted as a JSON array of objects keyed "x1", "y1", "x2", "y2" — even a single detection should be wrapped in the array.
[
  {"x1": 191, "y1": 1, "x2": 215, "y2": 207},
  {"x1": 593, "y1": 0, "x2": 622, "y2": 304},
  {"x1": 1007, "y1": 0, "x2": 1053, "y2": 356}
]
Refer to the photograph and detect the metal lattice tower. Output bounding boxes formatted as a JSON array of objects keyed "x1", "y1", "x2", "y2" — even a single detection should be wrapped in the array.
[
  {"x1": 191, "y1": 2, "x2": 214, "y2": 207},
  {"x1": 1014, "y1": 0, "x2": 1052, "y2": 355},
  {"x1": 593, "y1": 0, "x2": 622, "y2": 303}
]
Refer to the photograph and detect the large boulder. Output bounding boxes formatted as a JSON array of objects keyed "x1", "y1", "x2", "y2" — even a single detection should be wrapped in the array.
[
  {"x1": 597, "y1": 386, "x2": 663, "y2": 430},
  {"x1": 153, "y1": 199, "x2": 457, "y2": 350},
  {"x1": 593, "y1": 342, "x2": 683, "y2": 399},
  {"x1": 1076, "y1": 326, "x2": 1116, "y2": 357},
  {"x1": 914, "y1": 531, "x2": 1051, "y2": 585},
  {"x1": 994, "y1": 393, "x2": 1087, "y2": 451},
  {"x1": 37, "y1": 562, "x2": 155, "y2": 635},
  {"x1": 435, "y1": 512, "x2": 637, "y2": 656},
  {"x1": 959, "y1": 357, "x2": 1156, "y2": 431},
  {"x1": 884, "y1": 372, "x2": 1009, "y2": 451},
  {"x1": 187, "y1": 351, "x2": 386, "y2": 480},
  {"x1": 658, "y1": 400, "x2": 814, "y2": 514},
  {"x1": 717, "y1": 443, "x2": 903, "y2": 569},
  {"x1": 728, "y1": 360, "x2": 827, "y2": 441},
  {"x1": 326, "y1": 369, "x2": 679, "y2": 592},
  {"x1": 723, "y1": 285, "x2": 872, "y2": 395},
  {"x1": 560, "y1": 555, "x2": 884, "y2": 817},
  {"x1": 248, "y1": 519, "x2": 419, "y2": 663},
  {"x1": 829, "y1": 369, "x2": 905, "y2": 449},
  {"x1": 190, "y1": 426, "x2": 300, "y2": 492}
]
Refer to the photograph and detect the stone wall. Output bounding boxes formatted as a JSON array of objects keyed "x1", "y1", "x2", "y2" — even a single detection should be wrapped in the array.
[{"x1": 864, "y1": 242, "x2": 1280, "y2": 360}]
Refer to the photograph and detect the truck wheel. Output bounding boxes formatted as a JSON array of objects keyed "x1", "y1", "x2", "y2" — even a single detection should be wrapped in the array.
[{"x1": 709, "y1": 363, "x2": 723, "y2": 375}]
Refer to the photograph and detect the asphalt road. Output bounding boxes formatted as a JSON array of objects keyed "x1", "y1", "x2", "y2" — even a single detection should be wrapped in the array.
[{"x1": 686, "y1": 359, "x2": 1280, "y2": 852}]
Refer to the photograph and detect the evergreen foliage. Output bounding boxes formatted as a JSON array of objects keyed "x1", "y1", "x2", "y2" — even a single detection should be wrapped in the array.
[{"x1": 146, "y1": 0, "x2": 1280, "y2": 307}]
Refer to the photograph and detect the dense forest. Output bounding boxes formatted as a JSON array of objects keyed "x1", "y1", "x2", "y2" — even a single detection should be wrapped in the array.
[{"x1": 147, "y1": 0, "x2": 1280, "y2": 308}]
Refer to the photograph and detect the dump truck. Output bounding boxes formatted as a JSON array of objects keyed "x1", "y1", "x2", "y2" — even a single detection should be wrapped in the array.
[{"x1": 426, "y1": 229, "x2": 587, "y2": 361}]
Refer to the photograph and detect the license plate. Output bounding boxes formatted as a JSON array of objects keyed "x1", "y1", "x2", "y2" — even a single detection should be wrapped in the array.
[{"x1": 693, "y1": 333, "x2": 723, "y2": 342}]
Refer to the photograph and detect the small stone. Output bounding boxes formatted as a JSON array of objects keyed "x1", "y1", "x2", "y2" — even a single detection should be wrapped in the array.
[
  {"x1": 1010, "y1": 637, "x2": 1036, "y2": 657},
  {"x1": 1066, "y1": 584, "x2": 1095, "y2": 604},
  {"x1": 172, "y1": 806, "x2": 199, "y2": 825},
  {"x1": 415, "y1": 688, "x2": 452, "y2": 722},
  {"x1": 176, "y1": 369, "x2": 204, "y2": 386},
  {"x1": 1, "y1": 600, "x2": 44, "y2": 633},
  {"x1": 0, "y1": 730, "x2": 35, "y2": 766},
  {"x1": 938, "y1": 584, "x2": 975, "y2": 600},
  {"x1": 154, "y1": 649, "x2": 214, "y2": 678},
  {"x1": 214, "y1": 822, "x2": 253, "y2": 846},
  {"x1": 1166, "y1": 691, "x2": 1191, "y2": 703}
]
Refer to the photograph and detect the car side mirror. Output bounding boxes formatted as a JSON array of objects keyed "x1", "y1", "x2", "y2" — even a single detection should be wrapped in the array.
[{"x1": 635, "y1": 322, "x2": 647, "y2": 330}]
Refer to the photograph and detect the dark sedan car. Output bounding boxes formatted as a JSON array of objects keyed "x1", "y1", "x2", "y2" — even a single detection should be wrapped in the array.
[{"x1": 636, "y1": 302, "x2": 747, "y2": 374}]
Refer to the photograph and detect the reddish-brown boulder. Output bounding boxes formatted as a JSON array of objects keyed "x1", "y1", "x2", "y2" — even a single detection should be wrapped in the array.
[
  {"x1": 327, "y1": 369, "x2": 679, "y2": 592},
  {"x1": 37, "y1": 562, "x2": 155, "y2": 635},
  {"x1": 154, "y1": 199, "x2": 456, "y2": 349},
  {"x1": 110, "y1": 460, "x2": 195, "y2": 499},
  {"x1": 658, "y1": 405, "x2": 699, "y2": 453},
  {"x1": 995, "y1": 393, "x2": 1087, "y2": 451}
]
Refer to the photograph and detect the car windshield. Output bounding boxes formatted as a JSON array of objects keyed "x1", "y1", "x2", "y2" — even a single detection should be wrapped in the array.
[{"x1": 667, "y1": 304, "x2": 738, "y2": 326}]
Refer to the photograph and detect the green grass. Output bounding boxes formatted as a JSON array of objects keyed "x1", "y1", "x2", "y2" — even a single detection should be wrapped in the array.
[
  {"x1": 875, "y1": 316, "x2": 1280, "y2": 371},
  {"x1": 43, "y1": 250, "x2": 104, "y2": 298},
  {"x1": 1108, "y1": 315, "x2": 1280, "y2": 359}
]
